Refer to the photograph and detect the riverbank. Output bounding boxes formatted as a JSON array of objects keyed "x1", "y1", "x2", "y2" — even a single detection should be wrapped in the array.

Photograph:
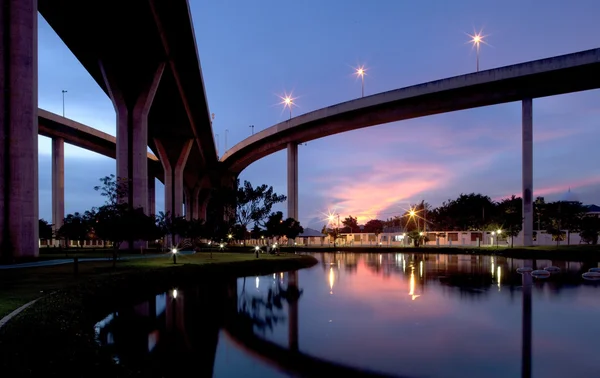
[
  {"x1": 0, "y1": 253, "x2": 317, "y2": 377},
  {"x1": 233, "y1": 245, "x2": 600, "y2": 261}
]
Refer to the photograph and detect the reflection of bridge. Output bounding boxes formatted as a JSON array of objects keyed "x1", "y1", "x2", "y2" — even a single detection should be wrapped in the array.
[{"x1": 95, "y1": 270, "x2": 411, "y2": 377}]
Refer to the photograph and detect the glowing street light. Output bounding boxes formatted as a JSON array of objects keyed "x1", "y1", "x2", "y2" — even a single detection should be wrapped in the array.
[
  {"x1": 278, "y1": 93, "x2": 296, "y2": 120},
  {"x1": 255, "y1": 245, "x2": 260, "y2": 258},
  {"x1": 171, "y1": 247, "x2": 177, "y2": 264},
  {"x1": 496, "y1": 229, "x2": 502, "y2": 248},
  {"x1": 466, "y1": 30, "x2": 488, "y2": 72},
  {"x1": 354, "y1": 66, "x2": 367, "y2": 98}
]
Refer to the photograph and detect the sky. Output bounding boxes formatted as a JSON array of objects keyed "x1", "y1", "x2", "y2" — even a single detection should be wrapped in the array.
[{"x1": 37, "y1": 0, "x2": 600, "y2": 230}]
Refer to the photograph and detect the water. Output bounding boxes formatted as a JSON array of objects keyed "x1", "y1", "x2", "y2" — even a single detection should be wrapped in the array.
[{"x1": 95, "y1": 252, "x2": 600, "y2": 377}]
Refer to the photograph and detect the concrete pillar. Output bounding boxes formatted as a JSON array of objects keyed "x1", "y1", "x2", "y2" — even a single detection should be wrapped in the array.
[
  {"x1": 196, "y1": 188, "x2": 210, "y2": 221},
  {"x1": 100, "y1": 62, "x2": 164, "y2": 215},
  {"x1": 522, "y1": 99, "x2": 533, "y2": 247},
  {"x1": 154, "y1": 139, "x2": 193, "y2": 219},
  {"x1": 287, "y1": 142, "x2": 298, "y2": 220},
  {"x1": 185, "y1": 186, "x2": 201, "y2": 221},
  {"x1": 148, "y1": 176, "x2": 155, "y2": 216},
  {"x1": 0, "y1": 0, "x2": 39, "y2": 260},
  {"x1": 184, "y1": 187, "x2": 193, "y2": 221},
  {"x1": 52, "y1": 137, "x2": 65, "y2": 243}
]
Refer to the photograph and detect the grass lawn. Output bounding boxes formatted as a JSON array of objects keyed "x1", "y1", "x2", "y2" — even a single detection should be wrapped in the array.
[{"x1": 0, "y1": 251, "x2": 303, "y2": 319}]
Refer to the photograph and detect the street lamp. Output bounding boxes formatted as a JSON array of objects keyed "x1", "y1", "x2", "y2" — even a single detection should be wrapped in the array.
[
  {"x1": 354, "y1": 66, "x2": 366, "y2": 98},
  {"x1": 171, "y1": 247, "x2": 177, "y2": 264},
  {"x1": 496, "y1": 229, "x2": 502, "y2": 248},
  {"x1": 279, "y1": 93, "x2": 296, "y2": 120},
  {"x1": 467, "y1": 30, "x2": 488, "y2": 72},
  {"x1": 249, "y1": 124, "x2": 254, "y2": 135},
  {"x1": 61, "y1": 90, "x2": 67, "y2": 117},
  {"x1": 255, "y1": 245, "x2": 260, "y2": 258}
]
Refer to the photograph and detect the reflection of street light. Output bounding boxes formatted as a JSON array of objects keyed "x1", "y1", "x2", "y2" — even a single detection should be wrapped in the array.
[
  {"x1": 172, "y1": 289, "x2": 178, "y2": 299},
  {"x1": 172, "y1": 247, "x2": 177, "y2": 264}
]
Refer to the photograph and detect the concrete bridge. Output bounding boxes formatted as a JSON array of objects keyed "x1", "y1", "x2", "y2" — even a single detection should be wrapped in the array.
[
  {"x1": 1, "y1": 0, "x2": 219, "y2": 258},
  {"x1": 2, "y1": 0, "x2": 599, "y2": 259},
  {"x1": 222, "y1": 48, "x2": 600, "y2": 247}
]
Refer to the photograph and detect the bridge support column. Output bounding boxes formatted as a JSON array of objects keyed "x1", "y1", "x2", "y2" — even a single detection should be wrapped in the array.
[
  {"x1": 287, "y1": 142, "x2": 298, "y2": 221},
  {"x1": 184, "y1": 186, "x2": 201, "y2": 221},
  {"x1": 148, "y1": 176, "x2": 155, "y2": 216},
  {"x1": 100, "y1": 62, "x2": 164, "y2": 215},
  {"x1": 154, "y1": 139, "x2": 193, "y2": 222},
  {"x1": 522, "y1": 99, "x2": 533, "y2": 247},
  {"x1": 0, "y1": 0, "x2": 39, "y2": 260},
  {"x1": 52, "y1": 138, "x2": 65, "y2": 243},
  {"x1": 196, "y1": 189, "x2": 211, "y2": 221}
]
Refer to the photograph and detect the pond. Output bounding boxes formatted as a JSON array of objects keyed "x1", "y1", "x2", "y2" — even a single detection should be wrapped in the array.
[{"x1": 95, "y1": 252, "x2": 600, "y2": 377}]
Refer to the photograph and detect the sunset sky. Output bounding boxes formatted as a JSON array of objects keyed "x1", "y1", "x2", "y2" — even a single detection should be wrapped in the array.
[{"x1": 37, "y1": 0, "x2": 600, "y2": 228}]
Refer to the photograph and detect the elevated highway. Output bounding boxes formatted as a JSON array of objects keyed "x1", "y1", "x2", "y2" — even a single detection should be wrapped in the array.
[
  {"x1": 38, "y1": 109, "x2": 163, "y2": 231},
  {"x1": 221, "y1": 48, "x2": 600, "y2": 246},
  {"x1": 1, "y1": 0, "x2": 217, "y2": 258}
]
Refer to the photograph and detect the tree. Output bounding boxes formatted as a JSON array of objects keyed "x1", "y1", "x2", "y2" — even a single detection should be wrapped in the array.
[
  {"x1": 579, "y1": 216, "x2": 600, "y2": 244},
  {"x1": 432, "y1": 194, "x2": 497, "y2": 231},
  {"x1": 251, "y1": 224, "x2": 263, "y2": 240},
  {"x1": 236, "y1": 180, "x2": 287, "y2": 229},
  {"x1": 58, "y1": 212, "x2": 92, "y2": 248},
  {"x1": 497, "y1": 195, "x2": 522, "y2": 248},
  {"x1": 94, "y1": 174, "x2": 128, "y2": 205},
  {"x1": 342, "y1": 216, "x2": 359, "y2": 233},
  {"x1": 282, "y1": 218, "x2": 304, "y2": 244},
  {"x1": 363, "y1": 219, "x2": 384, "y2": 243},
  {"x1": 39, "y1": 219, "x2": 53, "y2": 244},
  {"x1": 407, "y1": 230, "x2": 425, "y2": 247},
  {"x1": 264, "y1": 211, "x2": 285, "y2": 242}
]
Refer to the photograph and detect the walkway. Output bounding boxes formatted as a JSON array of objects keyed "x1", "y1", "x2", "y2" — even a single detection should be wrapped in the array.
[{"x1": 0, "y1": 251, "x2": 195, "y2": 270}]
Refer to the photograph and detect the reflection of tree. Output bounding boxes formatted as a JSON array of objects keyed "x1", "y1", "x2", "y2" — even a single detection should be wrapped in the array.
[{"x1": 237, "y1": 277, "x2": 303, "y2": 335}]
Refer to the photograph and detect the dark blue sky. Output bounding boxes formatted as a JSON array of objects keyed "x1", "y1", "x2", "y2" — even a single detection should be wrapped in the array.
[{"x1": 37, "y1": 0, "x2": 600, "y2": 229}]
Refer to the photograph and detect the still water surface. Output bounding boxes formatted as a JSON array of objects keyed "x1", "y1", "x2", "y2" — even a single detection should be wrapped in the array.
[{"x1": 96, "y1": 253, "x2": 600, "y2": 377}]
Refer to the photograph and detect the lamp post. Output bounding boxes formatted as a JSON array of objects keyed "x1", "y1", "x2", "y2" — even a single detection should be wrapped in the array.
[
  {"x1": 172, "y1": 247, "x2": 177, "y2": 264},
  {"x1": 279, "y1": 93, "x2": 296, "y2": 120},
  {"x1": 284, "y1": 96, "x2": 293, "y2": 119},
  {"x1": 61, "y1": 89, "x2": 67, "y2": 117},
  {"x1": 249, "y1": 124, "x2": 254, "y2": 135},
  {"x1": 255, "y1": 245, "x2": 260, "y2": 258},
  {"x1": 496, "y1": 229, "x2": 502, "y2": 248},
  {"x1": 355, "y1": 66, "x2": 366, "y2": 97},
  {"x1": 225, "y1": 129, "x2": 229, "y2": 151},
  {"x1": 467, "y1": 31, "x2": 487, "y2": 72}
]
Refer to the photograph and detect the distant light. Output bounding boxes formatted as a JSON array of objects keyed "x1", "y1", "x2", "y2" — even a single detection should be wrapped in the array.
[
  {"x1": 172, "y1": 289, "x2": 178, "y2": 299},
  {"x1": 409, "y1": 210, "x2": 416, "y2": 216},
  {"x1": 228, "y1": 234, "x2": 233, "y2": 239},
  {"x1": 497, "y1": 229, "x2": 502, "y2": 234},
  {"x1": 171, "y1": 248, "x2": 177, "y2": 254},
  {"x1": 219, "y1": 243, "x2": 224, "y2": 248},
  {"x1": 255, "y1": 246, "x2": 260, "y2": 251}
]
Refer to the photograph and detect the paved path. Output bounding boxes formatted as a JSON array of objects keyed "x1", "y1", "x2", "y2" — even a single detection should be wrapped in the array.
[{"x1": 0, "y1": 251, "x2": 195, "y2": 270}]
